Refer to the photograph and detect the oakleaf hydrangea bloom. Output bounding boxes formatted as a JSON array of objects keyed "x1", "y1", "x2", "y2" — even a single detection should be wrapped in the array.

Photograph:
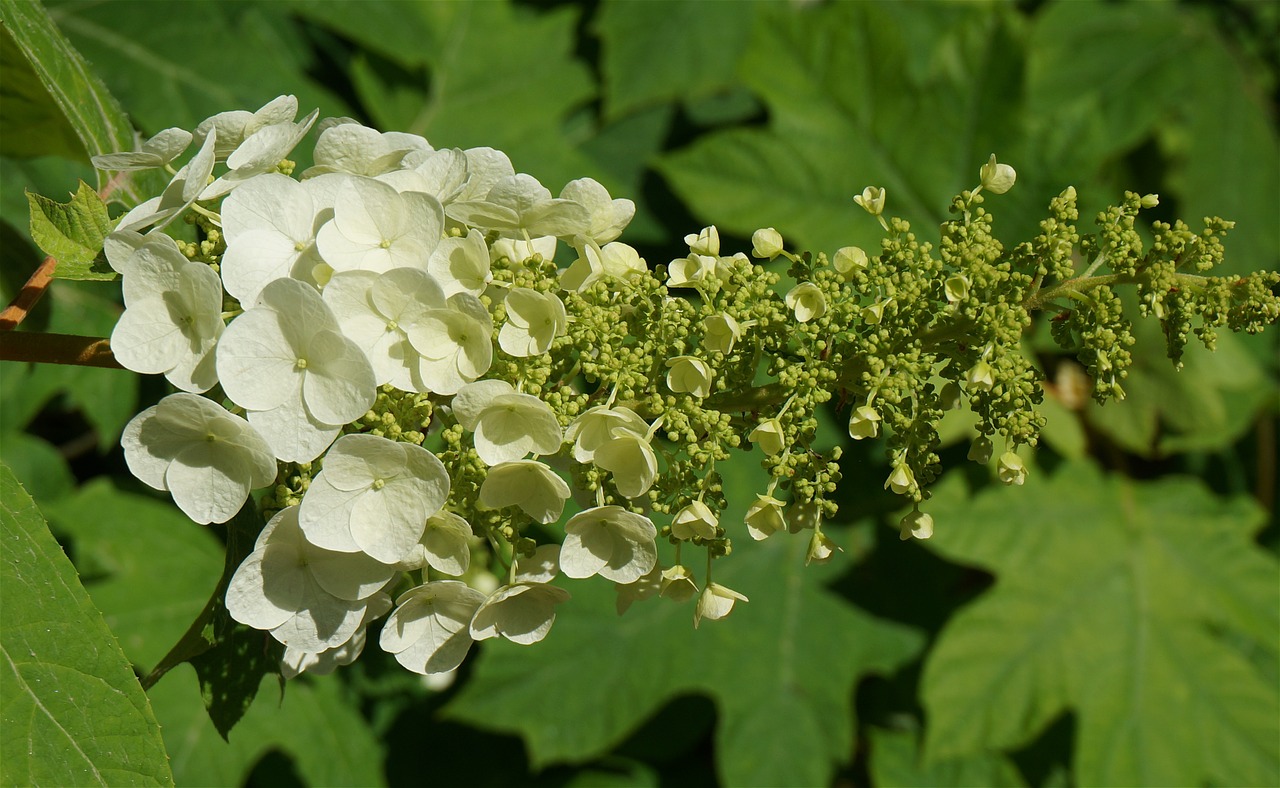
[
  {"x1": 498, "y1": 287, "x2": 567, "y2": 357},
  {"x1": 672, "y1": 501, "x2": 719, "y2": 541},
  {"x1": 200, "y1": 106, "x2": 318, "y2": 200},
  {"x1": 748, "y1": 418, "x2": 786, "y2": 457},
  {"x1": 661, "y1": 565, "x2": 699, "y2": 602},
  {"x1": 564, "y1": 406, "x2": 649, "y2": 463},
  {"x1": 115, "y1": 130, "x2": 217, "y2": 233},
  {"x1": 322, "y1": 267, "x2": 446, "y2": 391},
  {"x1": 479, "y1": 460, "x2": 572, "y2": 524},
  {"x1": 592, "y1": 432, "x2": 658, "y2": 499},
  {"x1": 833, "y1": 246, "x2": 868, "y2": 277},
  {"x1": 397, "y1": 511, "x2": 473, "y2": 576},
  {"x1": 560, "y1": 506, "x2": 658, "y2": 584},
  {"x1": 703, "y1": 313, "x2": 742, "y2": 355},
  {"x1": 282, "y1": 595, "x2": 391, "y2": 679},
  {"x1": 452, "y1": 379, "x2": 562, "y2": 465},
  {"x1": 558, "y1": 177, "x2": 635, "y2": 245},
  {"x1": 91, "y1": 127, "x2": 191, "y2": 171},
  {"x1": 751, "y1": 227, "x2": 784, "y2": 260},
  {"x1": 899, "y1": 510, "x2": 935, "y2": 541},
  {"x1": 560, "y1": 240, "x2": 646, "y2": 292},
  {"x1": 216, "y1": 277, "x2": 376, "y2": 461},
  {"x1": 694, "y1": 582, "x2": 748, "y2": 628},
  {"x1": 226, "y1": 506, "x2": 396, "y2": 652},
  {"x1": 403, "y1": 292, "x2": 494, "y2": 395},
  {"x1": 666, "y1": 253, "x2": 718, "y2": 288},
  {"x1": 196, "y1": 94, "x2": 300, "y2": 159},
  {"x1": 746, "y1": 494, "x2": 787, "y2": 541},
  {"x1": 979, "y1": 154, "x2": 1016, "y2": 194},
  {"x1": 785, "y1": 282, "x2": 827, "y2": 323},
  {"x1": 847, "y1": 406, "x2": 881, "y2": 440},
  {"x1": 110, "y1": 241, "x2": 224, "y2": 393},
  {"x1": 428, "y1": 228, "x2": 492, "y2": 296},
  {"x1": 316, "y1": 176, "x2": 445, "y2": 274},
  {"x1": 469, "y1": 582, "x2": 571, "y2": 646},
  {"x1": 666, "y1": 355, "x2": 714, "y2": 398},
  {"x1": 299, "y1": 433, "x2": 450, "y2": 563},
  {"x1": 447, "y1": 173, "x2": 589, "y2": 238},
  {"x1": 305, "y1": 121, "x2": 430, "y2": 178},
  {"x1": 491, "y1": 235, "x2": 558, "y2": 267},
  {"x1": 685, "y1": 225, "x2": 720, "y2": 256},
  {"x1": 121, "y1": 393, "x2": 275, "y2": 524},
  {"x1": 380, "y1": 580, "x2": 487, "y2": 675},
  {"x1": 997, "y1": 452, "x2": 1027, "y2": 486},
  {"x1": 220, "y1": 172, "x2": 339, "y2": 303}
]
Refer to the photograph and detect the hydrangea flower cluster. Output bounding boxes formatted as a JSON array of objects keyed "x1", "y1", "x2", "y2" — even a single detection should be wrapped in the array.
[{"x1": 96, "y1": 96, "x2": 1279, "y2": 679}]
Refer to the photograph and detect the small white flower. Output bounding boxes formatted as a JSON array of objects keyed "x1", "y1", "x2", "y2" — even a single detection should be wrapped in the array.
[
  {"x1": 684, "y1": 226, "x2": 720, "y2": 256},
  {"x1": 660, "y1": 565, "x2": 699, "y2": 602},
  {"x1": 226, "y1": 506, "x2": 396, "y2": 652},
  {"x1": 979, "y1": 154, "x2": 1016, "y2": 195},
  {"x1": 666, "y1": 355, "x2": 714, "y2": 398},
  {"x1": 299, "y1": 433, "x2": 450, "y2": 564},
  {"x1": 997, "y1": 451, "x2": 1027, "y2": 486},
  {"x1": 694, "y1": 582, "x2": 748, "y2": 628},
  {"x1": 560, "y1": 241, "x2": 646, "y2": 292},
  {"x1": 316, "y1": 176, "x2": 445, "y2": 274},
  {"x1": 110, "y1": 242, "x2": 224, "y2": 393},
  {"x1": 216, "y1": 277, "x2": 376, "y2": 461},
  {"x1": 564, "y1": 406, "x2": 649, "y2": 463},
  {"x1": 121, "y1": 393, "x2": 275, "y2": 525},
  {"x1": 560, "y1": 505, "x2": 658, "y2": 584},
  {"x1": 899, "y1": 510, "x2": 934, "y2": 541},
  {"x1": 666, "y1": 253, "x2": 717, "y2": 288},
  {"x1": 593, "y1": 431, "x2": 659, "y2": 499},
  {"x1": 751, "y1": 227, "x2": 784, "y2": 260},
  {"x1": 451, "y1": 380, "x2": 562, "y2": 466},
  {"x1": 468, "y1": 582, "x2": 571, "y2": 645},
  {"x1": 447, "y1": 173, "x2": 589, "y2": 238},
  {"x1": 428, "y1": 228, "x2": 492, "y2": 297},
  {"x1": 853, "y1": 186, "x2": 886, "y2": 216},
  {"x1": 220, "y1": 173, "x2": 338, "y2": 304},
  {"x1": 944, "y1": 274, "x2": 970, "y2": 304},
  {"x1": 115, "y1": 130, "x2": 217, "y2": 233},
  {"x1": 559, "y1": 177, "x2": 635, "y2": 245},
  {"x1": 498, "y1": 288, "x2": 567, "y2": 357},
  {"x1": 702, "y1": 313, "x2": 742, "y2": 355},
  {"x1": 322, "y1": 267, "x2": 447, "y2": 391},
  {"x1": 671, "y1": 500, "x2": 719, "y2": 541},
  {"x1": 805, "y1": 529, "x2": 842, "y2": 565},
  {"x1": 967, "y1": 360, "x2": 996, "y2": 392},
  {"x1": 306, "y1": 122, "x2": 430, "y2": 178},
  {"x1": 396, "y1": 511, "x2": 474, "y2": 576},
  {"x1": 885, "y1": 462, "x2": 916, "y2": 495},
  {"x1": 281, "y1": 595, "x2": 391, "y2": 679},
  {"x1": 490, "y1": 235, "x2": 558, "y2": 267},
  {"x1": 478, "y1": 460, "x2": 572, "y2": 524},
  {"x1": 380, "y1": 581, "x2": 487, "y2": 675},
  {"x1": 785, "y1": 282, "x2": 827, "y2": 323},
  {"x1": 405, "y1": 292, "x2": 494, "y2": 395},
  {"x1": 748, "y1": 418, "x2": 786, "y2": 457},
  {"x1": 968, "y1": 435, "x2": 994, "y2": 464},
  {"x1": 746, "y1": 494, "x2": 786, "y2": 541},
  {"x1": 92, "y1": 127, "x2": 192, "y2": 171},
  {"x1": 847, "y1": 405, "x2": 881, "y2": 440},
  {"x1": 195, "y1": 94, "x2": 300, "y2": 160},
  {"x1": 832, "y1": 246, "x2": 868, "y2": 277}
]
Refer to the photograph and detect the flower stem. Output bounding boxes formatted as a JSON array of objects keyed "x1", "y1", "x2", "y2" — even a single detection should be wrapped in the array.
[
  {"x1": 0, "y1": 255, "x2": 58, "y2": 331},
  {"x1": 0, "y1": 331, "x2": 122, "y2": 369}
]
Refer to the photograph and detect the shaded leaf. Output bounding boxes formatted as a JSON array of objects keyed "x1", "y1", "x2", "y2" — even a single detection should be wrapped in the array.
[
  {"x1": 26, "y1": 179, "x2": 114, "y2": 279},
  {"x1": 868, "y1": 726, "x2": 1025, "y2": 788},
  {"x1": 0, "y1": 462, "x2": 173, "y2": 786},
  {"x1": 0, "y1": 23, "x2": 82, "y2": 159},
  {"x1": 921, "y1": 461, "x2": 1280, "y2": 787},
  {"x1": 42, "y1": 479, "x2": 223, "y2": 672},
  {"x1": 593, "y1": 0, "x2": 758, "y2": 120},
  {"x1": 150, "y1": 666, "x2": 385, "y2": 788},
  {"x1": 448, "y1": 445, "x2": 923, "y2": 787},
  {"x1": 0, "y1": 431, "x2": 75, "y2": 502}
]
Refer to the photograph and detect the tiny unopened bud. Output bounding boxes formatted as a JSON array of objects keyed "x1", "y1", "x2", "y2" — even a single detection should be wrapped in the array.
[
  {"x1": 1139, "y1": 193, "x2": 1160, "y2": 209},
  {"x1": 751, "y1": 227, "x2": 784, "y2": 259},
  {"x1": 944, "y1": 274, "x2": 970, "y2": 303},
  {"x1": 966, "y1": 360, "x2": 996, "y2": 391},
  {"x1": 940, "y1": 381, "x2": 963, "y2": 410}
]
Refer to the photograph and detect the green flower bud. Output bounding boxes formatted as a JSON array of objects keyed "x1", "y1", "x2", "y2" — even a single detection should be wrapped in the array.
[
  {"x1": 979, "y1": 154, "x2": 1016, "y2": 194},
  {"x1": 854, "y1": 186, "x2": 886, "y2": 216},
  {"x1": 751, "y1": 227, "x2": 784, "y2": 259},
  {"x1": 833, "y1": 246, "x2": 868, "y2": 277}
]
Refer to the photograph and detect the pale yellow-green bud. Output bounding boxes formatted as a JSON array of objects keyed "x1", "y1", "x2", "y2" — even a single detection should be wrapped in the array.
[
  {"x1": 979, "y1": 154, "x2": 1016, "y2": 194},
  {"x1": 751, "y1": 227, "x2": 784, "y2": 259},
  {"x1": 833, "y1": 246, "x2": 868, "y2": 277}
]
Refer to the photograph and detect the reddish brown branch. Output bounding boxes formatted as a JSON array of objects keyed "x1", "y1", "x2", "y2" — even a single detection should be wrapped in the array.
[
  {"x1": 0, "y1": 331, "x2": 122, "y2": 369},
  {"x1": 0, "y1": 255, "x2": 58, "y2": 331}
]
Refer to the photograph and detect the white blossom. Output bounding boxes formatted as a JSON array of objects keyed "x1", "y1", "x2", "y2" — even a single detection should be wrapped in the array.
[
  {"x1": 785, "y1": 282, "x2": 827, "y2": 323},
  {"x1": 216, "y1": 277, "x2": 376, "y2": 461},
  {"x1": 110, "y1": 242, "x2": 224, "y2": 392},
  {"x1": 468, "y1": 581, "x2": 570, "y2": 646},
  {"x1": 559, "y1": 177, "x2": 634, "y2": 245},
  {"x1": 447, "y1": 173, "x2": 589, "y2": 238},
  {"x1": 498, "y1": 287, "x2": 566, "y2": 357},
  {"x1": 403, "y1": 292, "x2": 494, "y2": 395},
  {"x1": 564, "y1": 406, "x2": 649, "y2": 463},
  {"x1": 666, "y1": 355, "x2": 714, "y2": 398},
  {"x1": 200, "y1": 108, "x2": 318, "y2": 200},
  {"x1": 299, "y1": 433, "x2": 450, "y2": 564},
  {"x1": 479, "y1": 460, "x2": 572, "y2": 524},
  {"x1": 380, "y1": 581, "x2": 487, "y2": 675},
  {"x1": 694, "y1": 582, "x2": 748, "y2": 628},
  {"x1": 226, "y1": 506, "x2": 396, "y2": 652},
  {"x1": 281, "y1": 595, "x2": 391, "y2": 679},
  {"x1": 91, "y1": 127, "x2": 191, "y2": 171},
  {"x1": 671, "y1": 500, "x2": 719, "y2": 541},
  {"x1": 316, "y1": 176, "x2": 444, "y2": 274},
  {"x1": 396, "y1": 511, "x2": 474, "y2": 577},
  {"x1": 428, "y1": 228, "x2": 492, "y2": 296},
  {"x1": 560, "y1": 505, "x2": 658, "y2": 584},
  {"x1": 451, "y1": 379, "x2": 562, "y2": 465},
  {"x1": 592, "y1": 432, "x2": 658, "y2": 499},
  {"x1": 121, "y1": 393, "x2": 275, "y2": 524},
  {"x1": 305, "y1": 122, "x2": 430, "y2": 178},
  {"x1": 114, "y1": 130, "x2": 217, "y2": 233},
  {"x1": 560, "y1": 241, "x2": 645, "y2": 292}
]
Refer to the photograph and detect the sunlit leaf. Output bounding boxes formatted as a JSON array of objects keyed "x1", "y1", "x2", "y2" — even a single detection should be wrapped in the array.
[
  {"x1": 0, "y1": 462, "x2": 173, "y2": 786},
  {"x1": 921, "y1": 461, "x2": 1280, "y2": 787},
  {"x1": 26, "y1": 179, "x2": 114, "y2": 279}
]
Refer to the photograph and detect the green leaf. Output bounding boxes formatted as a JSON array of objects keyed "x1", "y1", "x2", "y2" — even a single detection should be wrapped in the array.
[
  {"x1": 0, "y1": 23, "x2": 82, "y2": 159},
  {"x1": 42, "y1": 479, "x2": 224, "y2": 672},
  {"x1": 0, "y1": 0, "x2": 152, "y2": 203},
  {"x1": 593, "y1": 0, "x2": 758, "y2": 120},
  {"x1": 0, "y1": 431, "x2": 75, "y2": 502},
  {"x1": 0, "y1": 462, "x2": 173, "y2": 787},
  {"x1": 26, "y1": 179, "x2": 114, "y2": 279},
  {"x1": 868, "y1": 726, "x2": 1025, "y2": 788},
  {"x1": 149, "y1": 666, "x2": 386, "y2": 788},
  {"x1": 42, "y1": 0, "x2": 352, "y2": 139},
  {"x1": 448, "y1": 446, "x2": 923, "y2": 787},
  {"x1": 920, "y1": 461, "x2": 1280, "y2": 787},
  {"x1": 346, "y1": 0, "x2": 597, "y2": 189},
  {"x1": 658, "y1": 3, "x2": 1026, "y2": 256}
]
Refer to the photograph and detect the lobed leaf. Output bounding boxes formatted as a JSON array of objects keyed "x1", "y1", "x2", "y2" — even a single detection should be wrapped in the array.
[
  {"x1": 26, "y1": 179, "x2": 114, "y2": 279},
  {"x1": 921, "y1": 461, "x2": 1280, "y2": 787}
]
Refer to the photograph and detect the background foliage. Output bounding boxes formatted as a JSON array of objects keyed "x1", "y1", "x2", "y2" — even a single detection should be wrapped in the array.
[{"x1": 1, "y1": 0, "x2": 1277, "y2": 785}]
